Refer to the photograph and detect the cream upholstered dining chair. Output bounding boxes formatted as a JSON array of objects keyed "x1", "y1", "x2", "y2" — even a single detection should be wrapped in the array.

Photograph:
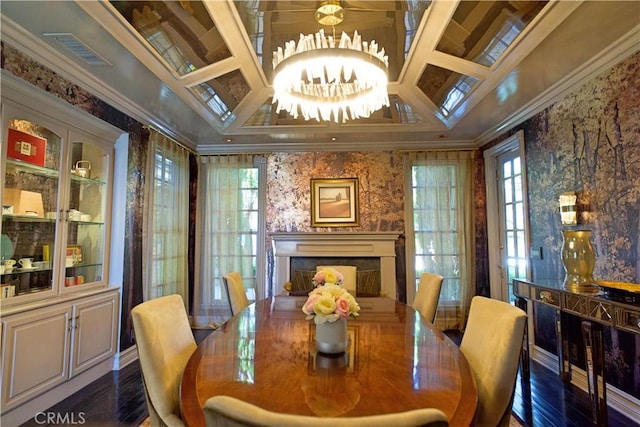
[
  {"x1": 131, "y1": 294, "x2": 197, "y2": 427},
  {"x1": 223, "y1": 272, "x2": 250, "y2": 316},
  {"x1": 204, "y1": 395, "x2": 449, "y2": 427},
  {"x1": 459, "y1": 296, "x2": 527, "y2": 427},
  {"x1": 412, "y1": 272, "x2": 444, "y2": 323},
  {"x1": 316, "y1": 265, "x2": 357, "y2": 294}
]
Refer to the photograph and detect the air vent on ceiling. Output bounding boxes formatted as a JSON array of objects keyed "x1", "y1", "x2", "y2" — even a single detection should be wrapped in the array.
[{"x1": 43, "y1": 32, "x2": 111, "y2": 66}]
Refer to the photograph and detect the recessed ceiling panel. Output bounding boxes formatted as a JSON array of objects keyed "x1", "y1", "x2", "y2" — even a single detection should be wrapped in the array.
[
  {"x1": 189, "y1": 70, "x2": 250, "y2": 127},
  {"x1": 109, "y1": 0, "x2": 231, "y2": 76},
  {"x1": 233, "y1": 0, "x2": 432, "y2": 83},
  {"x1": 436, "y1": 1, "x2": 547, "y2": 67},
  {"x1": 419, "y1": 64, "x2": 480, "y2": 118},
  {"x1": 5, "y1": 0, "x2": 632, "y2": 148}
]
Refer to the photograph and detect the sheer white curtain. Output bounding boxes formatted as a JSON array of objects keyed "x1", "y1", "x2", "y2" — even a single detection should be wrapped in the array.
[
  {"x1": 142, "y1": 129, "x2": 189, "y2": 303},
  {"x1": 405, "y1": 151, "x2": 475, "y2": 330},
  {"x1": 193, "y1": 154, "x2": 259, "y2": 327}
]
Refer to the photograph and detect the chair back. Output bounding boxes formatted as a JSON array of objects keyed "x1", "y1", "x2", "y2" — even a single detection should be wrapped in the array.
[
  {"x1": 316, "y1": 265, "x2": 357, "y2": 294},
  {"x1": 357, "y1": 269, "x2": 380, "y2": 296},
  {"x1": 223, "y1": 272, "x2": 250, "y2": 316},
  {"x1": 204, "y1": 395, "x2": 449, "y2": 427},
  {"x1": 412, "y1": 273, "x2": 444, "y2": 323},
  {"x1": 460, "y1": 296, "x2": 526, "y2": 427},
  {"x1": 291, "y1": 270, "x2": 316, "y2": 294},
  {"x1": 131, "y1": 294, "x2": 197, "y2": 427}
]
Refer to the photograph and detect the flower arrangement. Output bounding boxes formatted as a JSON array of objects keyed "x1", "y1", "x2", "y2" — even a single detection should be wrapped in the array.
[
  {"x1": 312, "y1": 267, "x2": 343, "y2": 287},
  {"x1": 302, "y1": 282, "x2": 360, "y2": 324}
]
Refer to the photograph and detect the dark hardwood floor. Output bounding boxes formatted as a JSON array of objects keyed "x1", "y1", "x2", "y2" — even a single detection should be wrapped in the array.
[{"x1": 17, "y1": 329, "x2": 637, "y2": 427}]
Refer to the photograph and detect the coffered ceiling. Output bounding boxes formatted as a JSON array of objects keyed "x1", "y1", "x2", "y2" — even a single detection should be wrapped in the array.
[{"x1": 1, "y1": 1, "x2": 638, "y2": 152}]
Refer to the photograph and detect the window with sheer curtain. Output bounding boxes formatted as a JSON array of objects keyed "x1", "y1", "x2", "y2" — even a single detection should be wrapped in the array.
[
  {"x1": 193, "y1": 155, "x2": 264, "y2": 327},
  {"x1": 143, "y1": 130, "x2": 190, "y2": 301},
  {"x1": 405, "y1": 152, "x2": 474, "y2": 330}
]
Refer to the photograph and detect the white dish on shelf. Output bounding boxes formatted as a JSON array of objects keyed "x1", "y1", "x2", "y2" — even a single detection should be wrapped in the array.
[
  {"x1": 18, "y1": 266, "x2": 36, "y2": 271},
  {"x1": 24, "y1": 211, "x2": 39, "y2": 217}
]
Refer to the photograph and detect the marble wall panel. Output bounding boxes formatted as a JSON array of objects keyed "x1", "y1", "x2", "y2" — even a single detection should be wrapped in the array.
[{"x1": 483, "y1": 52, "x2": 640, "y2": 398}]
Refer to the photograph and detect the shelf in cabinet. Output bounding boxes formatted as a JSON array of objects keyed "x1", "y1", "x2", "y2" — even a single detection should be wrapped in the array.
[
  {"x1": 4, "y1": 159, "x2": 106, "y2": 185},
  {"x1": 5, "y1": 158, "x2": 59, "y2": 178},
  {"x1": 66, "y1": 263, "x2": 102, "y2": 269},
  {"x1": 2, "y1": 215, "x2": 105, "y2": 225},
  {"x1": 1, "y1": 267, "x2": 52, "y2": 275},
  {"x1": 14, "y1": 286, "x2": 51, "y2": 297},
  {"x1": 70, "y1": 173, "x2": 106, "y2": 185},
  {"x1": 2, "y1": 214, "x2": 56, "y2": 223},
  {"x1": 68, "y1": 219, "x2": 105, "y2": 225}
]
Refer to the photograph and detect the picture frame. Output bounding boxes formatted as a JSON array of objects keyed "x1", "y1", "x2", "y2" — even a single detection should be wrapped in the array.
[{"x1": 310, "y1": 178, "x2": 359, "y2": 227}]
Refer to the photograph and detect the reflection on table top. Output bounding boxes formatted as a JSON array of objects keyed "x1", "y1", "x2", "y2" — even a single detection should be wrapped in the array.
[{"x1": 180, "y1": 296, "x2": 477, "y2": 426}]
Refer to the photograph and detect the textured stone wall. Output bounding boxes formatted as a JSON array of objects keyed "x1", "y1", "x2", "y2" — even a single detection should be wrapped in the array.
[
  {"x1": 521, "y1": 53, "x2": 639, "y2": 284},
  {"x1": 484, "y1": 52, "x2": 640, "y2": 398}
]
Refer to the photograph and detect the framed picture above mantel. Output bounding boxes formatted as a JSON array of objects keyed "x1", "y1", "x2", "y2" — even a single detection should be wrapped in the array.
[{"x1": 311, "y1": 178, "x2": 359, "y2": 227}]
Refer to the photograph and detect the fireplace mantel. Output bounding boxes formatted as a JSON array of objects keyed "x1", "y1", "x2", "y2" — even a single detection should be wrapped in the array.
[{"x1": 271, "y1": 232, "x2": 401, "y2": 298}]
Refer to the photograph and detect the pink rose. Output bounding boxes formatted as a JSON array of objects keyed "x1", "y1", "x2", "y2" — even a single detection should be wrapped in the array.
[
  {"x1": 302, "y1": 295, "x2": 319, "y2": 315},
  {"x1": 313, "y1": 271, "x2": 326, "y2": 283},
  {"x1": 335, "y1": 297, "x2": 350, "y2": 318}
]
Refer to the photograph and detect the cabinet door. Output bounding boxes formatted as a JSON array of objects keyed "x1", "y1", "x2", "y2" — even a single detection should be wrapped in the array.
[
  {"x1": 69, "y1": 292, "x2": 119, "y2": 377},
  {"x1": 62, "y1": 134, "x2": 111, "y2": 292},
  {"x1": 1, "y1": 304, "x2": 72, "y2": 410},
  {"x1": 1, "y1": 119, "x2": 64, "y2": 300}
]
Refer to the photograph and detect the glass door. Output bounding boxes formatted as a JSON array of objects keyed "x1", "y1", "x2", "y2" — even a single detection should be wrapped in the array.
[
  {"x1": 1, "y1": 118, "x2": 63, "y2": 299},
  {"x1": 484, "y1": 131, "x2": 531, "y2": 303},
  {"x1": 497, "y1": 150, "x2": 528, "y2": 303},
  {"x1": 62, "y1": 134, "x2": 109, "y2": 290}
]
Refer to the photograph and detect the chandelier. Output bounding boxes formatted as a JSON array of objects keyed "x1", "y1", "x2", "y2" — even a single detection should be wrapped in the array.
[{"x1": 271, "y1": 3, "x2": 389, "y2": 123}]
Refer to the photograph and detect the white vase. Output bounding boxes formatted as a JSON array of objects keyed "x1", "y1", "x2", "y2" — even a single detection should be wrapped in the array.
[{"x1": 315, "y1": 318, "x2": 347, "y2": 354}]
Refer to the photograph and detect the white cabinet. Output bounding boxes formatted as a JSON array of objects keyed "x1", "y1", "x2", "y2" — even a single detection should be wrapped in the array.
[
  {"x1": 1, "y1": 73, "x2": 121, "y2": 306},
  {"x1": 0, "y1": 74, "x2": 123, "y2": 424},
  {"x1": 1, "y1": 290, "x2": 119, "y2": 412}
]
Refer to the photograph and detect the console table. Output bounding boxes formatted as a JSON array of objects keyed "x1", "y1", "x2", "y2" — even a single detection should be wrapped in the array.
[{"x1": 513, "y1": 279, "x2": 640, "y2": 426}]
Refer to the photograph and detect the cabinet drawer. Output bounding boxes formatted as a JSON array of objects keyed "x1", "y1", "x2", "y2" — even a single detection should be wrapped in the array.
[
  {"x1": 615, "y1": 306, "x2": 640, "y2": 334},
  {"x1": 534, "y1": 288, "x2": 561, "y2": 308}
]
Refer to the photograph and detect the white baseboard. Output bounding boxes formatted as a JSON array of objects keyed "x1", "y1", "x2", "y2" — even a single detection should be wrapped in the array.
[
  {"x1": 531, "y1": 346, "x2": 640, "y2": 421},
  {"x1": 113, "y1": 344, "x2": 138, "y2": 370}
]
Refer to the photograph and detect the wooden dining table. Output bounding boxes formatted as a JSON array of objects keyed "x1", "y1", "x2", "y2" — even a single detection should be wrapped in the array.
[{"x1": 180, "y1": 296, "x2": 477, "y2": 426}]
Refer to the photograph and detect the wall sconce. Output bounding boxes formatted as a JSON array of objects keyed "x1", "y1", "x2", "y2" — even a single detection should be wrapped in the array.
[{"x1": 559, "y1": 192, "x2": 577, "y2": 225}]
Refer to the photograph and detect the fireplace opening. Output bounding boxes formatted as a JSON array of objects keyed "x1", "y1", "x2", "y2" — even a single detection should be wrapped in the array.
[{"x1": 289, "y1": 257, "x2": 381, "y2": 296}]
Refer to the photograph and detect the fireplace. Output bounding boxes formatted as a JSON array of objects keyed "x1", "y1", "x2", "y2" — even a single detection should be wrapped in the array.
[{"x1": 271, "y1": 232, "x2": 400, "y2": 298}]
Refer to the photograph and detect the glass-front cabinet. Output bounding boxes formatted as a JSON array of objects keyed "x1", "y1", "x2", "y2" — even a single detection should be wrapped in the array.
[
  {"x1": 1, "y1": 77, "x2": 117, "y2": 306},
  {"x1": 0, "y1": 75, "x2": 122, "y2": 424}
]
